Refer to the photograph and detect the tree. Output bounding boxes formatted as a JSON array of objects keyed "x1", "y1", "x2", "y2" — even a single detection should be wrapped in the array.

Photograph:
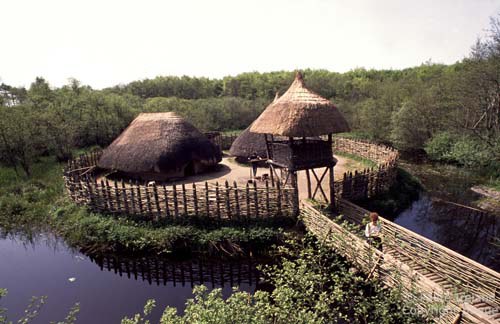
[
  {"x1": 455, "y1": 17, "x2": 500, "y2": 161},
  {"x1": 0, "y1": 106, "x2": 44, "y2": 176}
]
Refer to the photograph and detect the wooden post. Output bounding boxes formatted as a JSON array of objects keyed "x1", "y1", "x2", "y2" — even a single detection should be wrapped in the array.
[
  {"x1": 193, "y1": 183, "x2": 199, "y2": 218},
  {"x1": 94, "y1": 178, "x2": 101, "y2": 210},
  {"x1": 105, "y1": 179, "x2": 113, "y2": 212},
  {"x1": 290, "y1": 171, "x2": 299, "y2": 217},
  {"x1": 121, "y1": 180, "x2": 129, "y2": 215},
  {"x1": 85, "y1": 176, "x2": 94, "y2": 208},
  {"x1": 182, "y1": 183, "x2": 188, "y2": 217},
  {"x1": 130, "y1": 180, "x2": 136, "y2": 214},
  {"x1": 253, "y1": 180, "x2": 259, "y2": 218},
  {"x1": 329, "y1": 165, "x2": 336, "y2": 212},
  {"x1": 245, "y1": 182, "x2": 250, "y2": 219},
  {"x1": 215, "y1": 182, "x2": 221, "y2": 220},
  {"x1": 153, "y1": 184, "x2": 160, "y2": 221},
  {"x1": 136, "y1": 181, "x2": 144, "y2": 216},
  {"x1": 205, "y1": 182, "x2": 210, "y2": 218},
  {"x1": 225, "y1": 181, "x2": 231, "y2": 219},
  {"x1": 265, "y1": 180, "x2": 270, "y2": 217},
  {"x1": 145, "y1": 185, "x2": 153, "y2": 218},
  {"x1": 276, "y1": 181, "x2": 282, "y2": 217},
  {"x1": 269, "y1": 163, "x2": 275, "y2": 187},
  {"x1": 233, "y1": 181, "x2": 241, "y2": 220},
  {"x1": 173, "y1": 184, "x2": 179, "y2": 219},
  {"x1": 162, "y1": 185, "x2": 170, "y2": 219},
  {"x1": 305, "y1": 169, "x2": 312, "y2": 199},
  {"x1": 114, "y1": 181, "x2": 121, "y2": 213},
  {"x1": 100, "y1": 180, "x2": 108, "y2": 211}
]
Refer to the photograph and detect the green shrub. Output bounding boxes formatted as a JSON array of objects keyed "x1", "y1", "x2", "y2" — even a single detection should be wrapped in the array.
[
  {"x1": 425, "y1": 133, "x2": 499, "y2": 177},
  {"x1": 424, "y1": 132, "x2": 457, "y2": 162},
  {"x1": 123, "y1": 236, "x2": 428, "y2": 324}
]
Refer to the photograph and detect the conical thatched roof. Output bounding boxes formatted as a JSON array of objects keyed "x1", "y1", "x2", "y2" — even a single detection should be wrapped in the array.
[
  {"x1": 250, "y1": 72, "x2": 350, "y2": 137},
  {"x1": 229, "y1": 124, "x2": 268, "y2": 160},
  {"x1": 98, "y1": 112, "x2": 221, "y2": 176}
]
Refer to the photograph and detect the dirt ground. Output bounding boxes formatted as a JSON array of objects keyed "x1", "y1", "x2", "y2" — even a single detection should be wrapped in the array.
[{"x1": 170, "y1": 154, "x2": 368, "y2": 201}]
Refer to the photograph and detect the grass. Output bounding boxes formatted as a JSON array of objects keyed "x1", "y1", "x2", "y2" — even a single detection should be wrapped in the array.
[
  {"x1": 334, "y1": 151, "x2": 377, "y2": 169},
  {"x1": 221, "y1": 129, "x2": 243, "y2": 136},
  {"x1": 0, "y1": 157, "x2": 293, "y2": 257},
  {"x1": 485, "y1": 178, "x2": 500, "y2": 191},
  {"x1": 333, "y1": 131, "x2": 372, "y2": 140}
]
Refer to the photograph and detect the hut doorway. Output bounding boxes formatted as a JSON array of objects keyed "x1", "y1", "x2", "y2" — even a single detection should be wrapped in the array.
[{"x1": 184, "y1": 161, "x2": 195, "y2": 177}]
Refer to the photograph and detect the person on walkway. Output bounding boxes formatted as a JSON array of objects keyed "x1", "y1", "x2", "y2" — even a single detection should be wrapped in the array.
[
  {"x1": 248, "y1": 152, "x2": 261, "y2": 180},
  {"x1": 365, "y1": 212, "x2": 382, "y2": 250}
]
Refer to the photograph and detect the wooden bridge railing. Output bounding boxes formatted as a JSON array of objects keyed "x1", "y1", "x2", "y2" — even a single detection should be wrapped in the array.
[
  {"x1": 301, "y1": 199, "x2": 500, "y2": 323},
  {"x1": 63, "y1": 151, "x2": 296, "y2": 221},
  {"x1": 300, "y1": 200, "x2": 460, "y2": 323},
  {"x1": 338, "y1": 199, "x2": 500, "y2": 310}
]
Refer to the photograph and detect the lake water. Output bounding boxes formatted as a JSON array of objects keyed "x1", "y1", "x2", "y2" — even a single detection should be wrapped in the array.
[
  {"x1": 0, "y1": 234, "x2": 259, "y2": 323},
  {"x1": 394, "y1": 196, "x2": 499, "y2": 271}
]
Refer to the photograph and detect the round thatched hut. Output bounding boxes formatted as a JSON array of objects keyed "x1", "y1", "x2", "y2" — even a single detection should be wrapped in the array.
[
  {"x1": 229, "y1": 93, "x2": 281, "y2": 163},
  {"x1": 229, "y1": 124, "x2": 268, "y2": 163},
  {"x1": 98, "y1": 112, "x2": 222, "y2": 181}
]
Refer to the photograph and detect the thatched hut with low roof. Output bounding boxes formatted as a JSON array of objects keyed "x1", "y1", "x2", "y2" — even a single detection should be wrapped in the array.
[
  {"x1": 98, "y1": 112, "x2": 222, "y2": 181},
  {"x1": 229, "y1": 124, "x2": 268, "y2": 163},
  {"x1": 229, "y1": 93, "x2": 281, "y2": 163}
]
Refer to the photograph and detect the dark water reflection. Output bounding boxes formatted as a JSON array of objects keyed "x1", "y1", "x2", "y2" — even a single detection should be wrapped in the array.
[
  {"x1": 0, "y1": 234, "x2": 259, "y2": 324},
  {"x1": 395, "y1": 195, "x2": 499, "y2": 271}
]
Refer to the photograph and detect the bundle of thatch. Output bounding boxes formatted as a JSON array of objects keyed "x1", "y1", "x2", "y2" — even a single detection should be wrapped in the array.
[
  {"x1": 98, "y1": 112, "x2": 222, "y2": 180},
  {"x1": 250, "y1": 72, "x2": 349, "y2": 137}
]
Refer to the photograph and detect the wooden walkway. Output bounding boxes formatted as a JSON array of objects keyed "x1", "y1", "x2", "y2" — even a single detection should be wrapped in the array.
[{"x1": 301, "y1": 200, "x2": 500, "y2": 324}]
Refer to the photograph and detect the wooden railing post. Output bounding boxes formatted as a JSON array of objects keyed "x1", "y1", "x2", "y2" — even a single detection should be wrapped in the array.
[
  {"x1": 233, "y1": 181, "x2": 241, "y2": 220},
  {"x1": 215, "y1": 182, "x2": 221, "y2": 220},
  {"x1": 192, "y1": 183, "x2": 199, "y2": 218},
  {"x1": 225, "y1": 181, "x2": 231, "y2": 220},
  {"x1": 172, "y1": 184, "x2": 179, "y2": 219}
]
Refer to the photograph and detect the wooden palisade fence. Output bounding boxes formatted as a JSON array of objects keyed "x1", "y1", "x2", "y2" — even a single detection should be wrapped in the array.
[
  {"x1": 90, "y1": 254, "x2": 260, "y2": 288},
  {"x1": 332, "y1": 137, "x2": 399, "y2": 201},
  {"x1": 63, "y1": 136, "x2": 398, "y2": 221},
  {"x1": 63, "y1": 151, "x2": 295, "y2": 221}
]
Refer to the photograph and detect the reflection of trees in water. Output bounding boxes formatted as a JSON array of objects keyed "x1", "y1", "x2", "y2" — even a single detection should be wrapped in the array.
[
  {"x1": 88, "y1": 254, "x2": 262, "y2": 288},
  {"x1": 409, "y1": 196, "x2": 499, "y2": 270}
]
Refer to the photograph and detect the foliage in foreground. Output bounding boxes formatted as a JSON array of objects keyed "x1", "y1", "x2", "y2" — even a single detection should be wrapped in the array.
[
  {"x1": 0, "y1": 289, "x2": 80, "y2": 324},
  {"x1": 122, "y1": 236, "x2": 427, "y2": 324}
]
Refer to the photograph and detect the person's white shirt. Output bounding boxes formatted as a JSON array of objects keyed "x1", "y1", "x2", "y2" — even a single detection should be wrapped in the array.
[{"x1": 365, "y1": 222, "x2": 381, "y2": 238}]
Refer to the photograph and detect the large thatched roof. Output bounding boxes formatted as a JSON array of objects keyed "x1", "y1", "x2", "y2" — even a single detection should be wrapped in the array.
[
  {"x1": 98, "y1": 112, "x2": 221, "y2": 175},
  {"x1": 229, "y1": 124, "x2": 268, "y2": 160},
  {"x1": 250, "y1": 72, "x2": 350, "y2": 137}
]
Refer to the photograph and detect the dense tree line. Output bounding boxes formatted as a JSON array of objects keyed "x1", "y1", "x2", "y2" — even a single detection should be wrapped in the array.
[{"x1": 1, "y1": 17, "x2": 499, "y2": 179}]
